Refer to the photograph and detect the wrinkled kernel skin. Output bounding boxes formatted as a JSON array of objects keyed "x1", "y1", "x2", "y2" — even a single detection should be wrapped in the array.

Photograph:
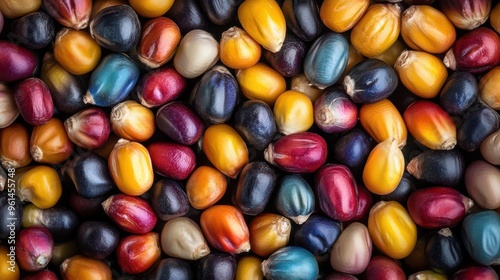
[{"x1": 14, "y1": 78, "x2": 54, "y2": 126}]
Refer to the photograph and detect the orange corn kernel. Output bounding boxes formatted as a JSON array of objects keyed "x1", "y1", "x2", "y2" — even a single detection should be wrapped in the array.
[
  {"x1": 30, "y1": 118, "x2": 73, "y2": 164},
  {"x1": 111, "y1": 100, "x2": 155, "y2": 142},
  {"x1": 403, "y1": 100, "x2": 457, "y2": 150},
  {"x1": 53, "y1": 28, "x2": 101, "y2": 75},
  {"x1": 220, "y1": 26, "x2": 261, "y2": 70},
  {"x1": 0, "y1": 122, "x2": 32, "y2": 169},
  {"x1": 200, "y1": 205, "x2": 251, "y2": 254},
  {"x1": 186, "y1": 166, "x2": 227, "y2": 210},
  {"x1": 60, "y1": 255, "x2": 112, "y2": 280}
]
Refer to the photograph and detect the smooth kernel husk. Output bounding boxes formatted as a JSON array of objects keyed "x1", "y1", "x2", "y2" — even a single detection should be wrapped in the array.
[
  {"x1": 403, "y1": 100, "x2": 457, "y2": 150},
  {"x1": 0, "y1": 122, "x2": 32, "y2": 169},
  {"x1": 202, "y1": 124, "x2": 248, "y2": 179},
  {"x1": 137, "y1": 17, "x2": 181, "y2": 68},
  {"x1": 350, "y1": 4, "x2": 401, "y2": 57},
  {"x1": 108, "y1": 139, "x2": 154, "y2": 196},
  {"x1": 111, "y1": 100, "x2": 155, "y2": 142},
  {"x1": 17, "y1": 166, "x2": 62, "y2": 209},
  {"x1": 60, "y1": 255, "x2": 112, "y2": 280},
  {"x1": 220, "y1": 26, "x2": 261, "y2": 70},
  {"x1": 401, "y1": 5, "x2": 456, "y2": 54},
  {"x1": 274, "y1": 90, "x2": 314, "y2": 135},
  {"x1": 320, "y1": 0, "x2": 370, "y2": 33},
  {"x1": 53, "y1": 28, "x2": 101, "y2": 75},
  {"x1": 30, "y1": 118, "x2": 73, "y2": 164},
  {"x1": 160, "y1": 217, "x2": 210, "y2": 260},
  {"x1": 395, "y1": 50, "x2": 448, "y2": 99},
  {"x1": 368, "y1": 200, "x2": 417, "y2": 259},
  {"x1": 362, "y1": 138, "x2": 405, "y2": 195},
  {"x1": 359, "y1": 99, "x2": 407, "y2": 148},
  {"x1": 186, "y1": 166, "x2": 227, "y2": 210},
  {"x1": 237, "y1": 0, "x2": 286, "y2": 53},
  {"x1": 200, "y1": 205, "x2": 251, "y2": 254},
  {"x1": 236, "y1": 62, "x2": 286, "y2": 106}
]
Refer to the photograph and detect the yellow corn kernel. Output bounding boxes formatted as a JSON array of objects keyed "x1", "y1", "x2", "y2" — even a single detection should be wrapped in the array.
[
  {"x1": 372, "y1": 40, "x2": 405, "y2": 67},
  {"x1": 350, "y1": 4, "x2": 401, "y2": 57},
  {"x1": 237, "y1": 0, "x2": 286, "y2": 53},
  {"x1": 128, "y1": 0, "x2": 174, "y2": 18},
  {"x1": 359, "y1": 99, "x2": 407, "y2": 148},
  {"x1": 111, "y1": 100, "x2": 155, "y2": 142},
  {"x1": 53, "y1": 28, "x2": 101, "y2": 75},
  {"x1": 17, "y1": 165, "x2": 62, "y2": 209},
  {"x1": 0, "y1": 245, "x2": 20, "y2": 280},
  {"x1": 403, "y1": 100, "x2": 457, "y2": 150},
  {"x1": 492, "y1": 3, "x2": 500, "y2": 34},
  {"x1": 108, "y1": 139, "x2": 154, "y2": 196},
  {"x1": 401, "y1": 5, "x2": 456, "y2": 54},
  {"x1": 236, "y1": 256, "x2": 263, "y2": 280},
  {"x1": 408, "y1": 270, "x2": 448, "y2": 280},
  {"x1": 202, "y1": 124, "x2": 248, "y2": 178},
  {"x1": 220, "y1": 26, "x2": 261, "y2": 70},
  {"x1": 479, "y1": 66, "x2": 500, "y2": 110},
  {"x1": 249, "y1": 213, "x2": 291, "y2": 257},
  {"x1": 368, "y1": 201, "x2": 417, "y2": 259},
  {"x1": 395, "y1": 50, "x2": 448, "y2": 99},
  {"x1": 236, "y1": 62, "x2": 286, "y2": 106},
  {"x1": 363, "y1": 138, "x2": 404, "y2": 195},
  {"x1": 274, "y1": 90, "x2": 314, "y2": 135},
  {"x1": 320, "y1": 0, "x2": 370, "y2": 33},
  {"x1": 0, "y1": 0, "x2": 41, "y2": 18}
]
